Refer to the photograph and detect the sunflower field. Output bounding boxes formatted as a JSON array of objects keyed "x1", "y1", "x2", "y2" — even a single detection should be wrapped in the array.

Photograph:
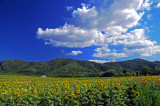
[{"x1": 0, "y1": 75, "x2": 160, "y2": 106}]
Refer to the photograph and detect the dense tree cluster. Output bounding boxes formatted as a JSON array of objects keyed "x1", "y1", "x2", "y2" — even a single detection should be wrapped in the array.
[{"x1": 0, "y1": 58, "x2": 160, "y2": 77}]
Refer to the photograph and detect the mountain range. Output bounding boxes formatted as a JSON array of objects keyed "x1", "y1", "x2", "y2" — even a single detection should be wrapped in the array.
[{"x1": 0, "y1": 58, "x2": 160, "y2": 77}]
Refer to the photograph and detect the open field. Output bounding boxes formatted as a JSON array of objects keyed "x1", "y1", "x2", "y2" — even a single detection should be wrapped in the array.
[{"x1": 0, "y1": 75, "x2": 160, "y2": 105}]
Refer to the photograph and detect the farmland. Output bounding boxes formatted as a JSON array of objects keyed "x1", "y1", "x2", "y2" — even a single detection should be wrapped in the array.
[{"x1": 0, "y1": 75, "x2": 160, "y2": 105}]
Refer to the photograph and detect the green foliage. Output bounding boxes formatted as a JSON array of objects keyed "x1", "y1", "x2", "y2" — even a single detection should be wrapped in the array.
[
  {"x1": 151, "y1": 66, "x2": 160, "y2": 75},
  {"x1": 0, "y1": 75, "x2": 159, "y2": 105},
  {"x1": 141, "y1": 66, "x2": 151, "y2": 76},
  {"x1": 100, "y1": 69, "x2": 117, "y2": 77},
  {"x1": 0, "y1": 58, "x2": 160, "y2": 77}
]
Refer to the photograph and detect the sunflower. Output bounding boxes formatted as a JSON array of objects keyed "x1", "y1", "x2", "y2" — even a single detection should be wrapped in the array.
[
  {"x1": 71, "y1": 92, "x2": 75, "y2": 98},
  {"x1": 76, "y1": 89, "x2": 80, "y2": 94},
  {"x1": 135, "y1": 92, "x2": 140, "y2": 96},
  {"x1": 15, "y1": 92, "x2": 19, "y2": 97}
]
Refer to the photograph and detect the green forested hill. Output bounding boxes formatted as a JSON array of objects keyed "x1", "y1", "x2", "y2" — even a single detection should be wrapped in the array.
[
  {"x1": 105, "y1": 59, "x2": 159, "y2": 72},
  {"x1": 0, "y1": 58, "x2": 160, "y2": 77}
]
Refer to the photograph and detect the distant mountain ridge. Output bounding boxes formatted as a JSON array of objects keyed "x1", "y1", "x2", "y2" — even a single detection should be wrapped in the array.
[{"x1": 0, "y1": 58, "x2": 160, "y2": 77}]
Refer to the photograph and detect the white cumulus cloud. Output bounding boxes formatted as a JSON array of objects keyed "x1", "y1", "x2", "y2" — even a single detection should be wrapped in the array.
[
  {"x1": 37, "y1": 24, "x2": 105, "y2": 48},
  {"x1": 68, "y1": 51, "x2": 83, "y2": 55},
  {"x1": 141, "y1": 0, "x2": 153, "y2": 10},
  {"x1": 155, "y1": 3, "x2": 160, "y2": 8},
  {"x1": 89, "y1": 60, "x2": 111, "y2": 63},
  {"x1": 37, "y1": 0, "x2": 160, "y2": 59},
  {"x1": 108, "y1": 29, "x2": 156, "y2": 47}
]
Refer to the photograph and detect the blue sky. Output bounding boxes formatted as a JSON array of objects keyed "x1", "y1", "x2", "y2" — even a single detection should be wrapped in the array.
[{"x1": 0, "y1": 0, "x2": 160, "y2": 63}]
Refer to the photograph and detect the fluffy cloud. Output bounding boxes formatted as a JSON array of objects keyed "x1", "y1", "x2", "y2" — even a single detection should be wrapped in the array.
[
  {"x1": 89, "y1": 60, "x2": 112, "y2": 63},
  {"x1": 93, "y1": 28, "x2": 160, "y2": 59},
  {"x1": 141, "y1": 0, "x2": 153, "y2": 10},
  {"x1": 68, "y1": 51, "x2": 83, "y2": 55},
  {"x1": 93, "y1": 51, "x2": 128, "y2": 59},
  {"x1": 125, "y1": 45, "x2": 160, "y2": 57},
  {"x1": 108, "y1": 29, "x2": 156, "y2": 47},
  {"x1": 70, "y1": 0, "x2": 145, "y2": 30},
  {"x1": 37, "y1": 0, "x2": 160, "y2": 59},
  {"x1": 37, "y1": 24, "x2": 105, "y2": 47},
  {"x1": 66, "y1": 6, "x2": 73, "y2": 11},
  {"x1": 72, "y1": 4, "x2": 97, "y2": 18},
  {"x1": 155, "y1": 3, "x2": 160, "y2": 8}
]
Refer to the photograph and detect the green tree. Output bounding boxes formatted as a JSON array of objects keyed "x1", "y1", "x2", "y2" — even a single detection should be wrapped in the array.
[
  {"x1": 141, "y1": 66, "x2": 151, "y2": 76},
  {"x1": 100, "y1": 69, "x2": 116, "y2": 77},
  {"x1": 152, "y1": 66, "x2": 160, "y2": 75}
]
